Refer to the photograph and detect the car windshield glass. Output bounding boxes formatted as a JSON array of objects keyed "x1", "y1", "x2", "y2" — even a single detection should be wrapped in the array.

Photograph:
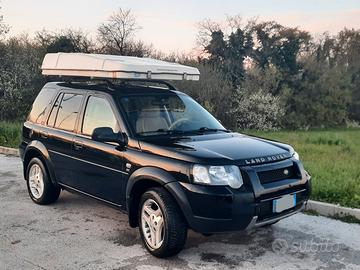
[{"x1": 119, "y1": 93, "x2": 226, "y2": 137}]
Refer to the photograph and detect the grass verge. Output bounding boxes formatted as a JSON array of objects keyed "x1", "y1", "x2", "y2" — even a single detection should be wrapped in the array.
[
  {"x1": 246, "y1": 129, "x2": 360, "y2": 209},
  {"x1": 0, "y1": 121, "x2": 22, "y2": 149}
]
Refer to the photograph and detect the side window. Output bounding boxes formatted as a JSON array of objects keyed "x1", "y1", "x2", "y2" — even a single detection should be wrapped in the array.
[
  {"x1": 28, "y1": 88, "x2": 58, "y2": 124},
  {"x1": 54, "y1": 93, "x2": 83, "y2": 131},
  {"x1": 82, "y1": 96, "x2": 119, "y2": 136},
  {"x1": 47, "y1": 93, "x2": 63, "y2": 127}
]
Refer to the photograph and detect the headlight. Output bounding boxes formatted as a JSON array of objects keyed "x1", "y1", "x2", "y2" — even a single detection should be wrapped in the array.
[
  {"x1": 292, "y1": 151, "x2": 300, "y2": 160},
  {"x1": 192, "y1": 165, "x2": 243, "y2": 189}
]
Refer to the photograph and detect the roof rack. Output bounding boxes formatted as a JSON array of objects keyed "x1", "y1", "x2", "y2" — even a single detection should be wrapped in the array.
[
  {"x1": 41, "y1": 53, "x2": 200, "y2": 81},
  {"x1": 117, "y1": 79, "x2": 177, "y2": 90}
]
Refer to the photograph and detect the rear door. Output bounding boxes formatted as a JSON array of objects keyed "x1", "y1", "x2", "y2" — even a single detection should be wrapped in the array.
[
  {"x1": 45, "y1": 91, "x2": 85, "y2": 185},
  {"x1": 70, "y1": 93, "x2": 127, "y2": 206}
]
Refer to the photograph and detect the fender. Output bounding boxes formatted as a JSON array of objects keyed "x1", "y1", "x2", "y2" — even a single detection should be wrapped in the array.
[
  {"x1": 23, "y1": 140, "x2": 58, "y2": 186},
  {"x1": 126, "y1": 166, "x2": 197, "y2": 228},
  {"x1": 126, "y1": 166, "x2": 177, "y2": 209}
]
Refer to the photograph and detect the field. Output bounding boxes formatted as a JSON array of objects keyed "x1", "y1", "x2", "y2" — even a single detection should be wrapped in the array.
[
  {"x1": 0, "y1": 121, "x2": 359, "y2": 208},
  {"x1": 247, "y1": 129, "x2": 360, "y2": 209}
]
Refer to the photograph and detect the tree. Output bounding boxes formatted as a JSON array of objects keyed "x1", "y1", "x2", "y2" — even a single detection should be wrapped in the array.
[
  {"x1": 196, "y1": 18, "x2": 221, "y2": 52},
  {"x1": 97, "y1": 8, "x2": 151, "y2": 56},
  {"x1": 308, "y1": 29, "x2": 360, "y2": 124},
  {"x1": 0, "y1": 5, "x2": 9, "y2": 39},
  {"x1": 282, "y1": 55, "x2": 351, "y2": 128},
  {"x1": 335, "y1": 29, "x2": 360, "y2": 122},
  {"x1": 203, "y1": 27, "x2": 254, "y2": 87},
  {"x1": 250, "y1": 21, "x2": 311, "y2": 76},
  {"x1": 0, "y1": 35, "x2": 45, "y2": 120},
  {"x1": 224, "y1": 28, "x2": 253, "y2": 85},
  {"x1": 205, "y1": 30, "x2": 227, "y2": 65},
  {"x1": 174, "y1": 63, "x2": 236, "y2": 128},
  {"x1": 35, "y1": 29, "x2": 95, "y2": 53}
]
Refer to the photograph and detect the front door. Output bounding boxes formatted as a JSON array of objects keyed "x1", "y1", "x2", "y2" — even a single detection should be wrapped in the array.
[{"x1": 70, "y1": 94, "x2": 126, "y2": 206}]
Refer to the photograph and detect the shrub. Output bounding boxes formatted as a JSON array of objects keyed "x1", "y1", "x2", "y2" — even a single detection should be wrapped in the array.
[{"x1": 232, "y1": 90, "x2": 284, "y2": 130}]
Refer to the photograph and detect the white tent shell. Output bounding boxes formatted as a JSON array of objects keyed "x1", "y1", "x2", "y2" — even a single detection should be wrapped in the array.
[{"x1": 41, "y1": 53, "x2": 200, "y2": 81}]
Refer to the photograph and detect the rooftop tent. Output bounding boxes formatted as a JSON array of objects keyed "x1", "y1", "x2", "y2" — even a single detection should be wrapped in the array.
[{"x1": 41, "y1": 53, "x2": 200, "y2": 81}]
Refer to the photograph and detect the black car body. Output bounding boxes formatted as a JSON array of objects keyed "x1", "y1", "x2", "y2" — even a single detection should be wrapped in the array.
[{"x1": 20, "y1": 81, "x2": 311, "y2": 257}]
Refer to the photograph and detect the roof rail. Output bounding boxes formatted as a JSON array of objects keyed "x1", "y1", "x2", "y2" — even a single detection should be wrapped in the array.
[{"x1": 117, "y1": 79, "x2": 177, "y2": 90}]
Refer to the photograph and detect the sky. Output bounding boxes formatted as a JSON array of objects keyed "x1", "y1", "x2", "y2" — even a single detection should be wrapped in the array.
[{"x1": 2, "y1": 0, "x2": 360, "y2": 53}]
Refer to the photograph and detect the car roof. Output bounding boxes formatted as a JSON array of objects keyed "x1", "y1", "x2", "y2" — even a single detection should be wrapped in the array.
[{"x1": 43, "y1": 81, "x2": 186, "y2": 97}]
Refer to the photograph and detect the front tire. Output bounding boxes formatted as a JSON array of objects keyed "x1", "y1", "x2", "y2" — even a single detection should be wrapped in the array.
[
  {"x1": 26, "y1": 157, "x2": 60, "y2": 205},
  {"x1": 138, "y1": 187, "x2": 187, "y2": 257}
]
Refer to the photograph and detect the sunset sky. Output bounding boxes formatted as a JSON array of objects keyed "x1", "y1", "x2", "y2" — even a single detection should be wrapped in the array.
[{"x1": 2, "y1": 0, "x2": 360, "y2": 53}]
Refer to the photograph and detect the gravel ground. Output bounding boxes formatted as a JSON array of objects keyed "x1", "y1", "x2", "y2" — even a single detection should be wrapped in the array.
[{"x1": 1, "y1": 154, "x2": 360, "y2": 270}]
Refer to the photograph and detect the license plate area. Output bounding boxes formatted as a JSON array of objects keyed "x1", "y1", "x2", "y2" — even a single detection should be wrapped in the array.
[{"x1": 273, "y1": 194, "x2": 296, "y2": 213}]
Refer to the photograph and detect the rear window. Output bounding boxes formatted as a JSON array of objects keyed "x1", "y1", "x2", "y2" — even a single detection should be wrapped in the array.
[
  {"x1": 28, "y1": 88, "x2": 58, "y2": 124},
  {"x1": 48, "y1": 93, "x2": 84, "y2": 132}
]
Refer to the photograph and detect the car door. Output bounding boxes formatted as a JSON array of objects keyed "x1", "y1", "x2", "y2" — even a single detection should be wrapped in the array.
[
  {"x1": 45, "y1": 91, "x2": 85, "y2": 185},
  {"x1": 70, "y1": 93, "x2": 127, "y2": 206}
]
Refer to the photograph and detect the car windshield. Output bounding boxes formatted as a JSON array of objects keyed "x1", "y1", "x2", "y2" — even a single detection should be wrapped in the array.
[{"x1": 119, "y1": 93, "x2": 227, "y2": 137}]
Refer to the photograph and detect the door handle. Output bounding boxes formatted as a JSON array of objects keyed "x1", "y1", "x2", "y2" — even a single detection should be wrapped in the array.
[
  {"x1": 74, "y1": 140, "x2": 84, "y2": 150},
  {"x1": 40, "y1": 131, "x2": 48, "y2": 139}
]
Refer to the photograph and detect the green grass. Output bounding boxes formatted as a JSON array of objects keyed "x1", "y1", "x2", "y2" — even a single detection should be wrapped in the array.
[
  {"x1": 246, "y1": 129, "x2": 360, "y2": 209},
  {"x1": 304, "y1": 210, "x2": 360, "y2": 224},
  {"x1": 0, "y1": 122, "x2": 359, "y2": 209},
  {"x1": 0, "y1": 121, "x2": 22, "y2": 149}
]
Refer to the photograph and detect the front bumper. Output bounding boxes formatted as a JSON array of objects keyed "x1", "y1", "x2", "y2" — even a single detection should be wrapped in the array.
[
  {"x1": 246, "y1": 203, "x2": 305, "y2": 230},
  {"x1": 165, "y1": 158, "x2": 311, "y2": 233}
]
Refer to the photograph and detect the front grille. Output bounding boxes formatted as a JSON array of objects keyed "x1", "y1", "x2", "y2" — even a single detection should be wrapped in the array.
[{"x1": 257, "y1": 166, "x2": 295, "y2": 184}]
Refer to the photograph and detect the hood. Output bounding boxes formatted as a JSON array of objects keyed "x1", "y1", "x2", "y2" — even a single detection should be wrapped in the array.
[{"x1": 139, "y1": 132, "x2": 293, "y2": 165}]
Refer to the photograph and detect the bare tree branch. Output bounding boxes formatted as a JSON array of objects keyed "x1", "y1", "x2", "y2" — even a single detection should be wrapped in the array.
[{"x1": 97, "y1": 8, "x2": 141, "y2": 55}]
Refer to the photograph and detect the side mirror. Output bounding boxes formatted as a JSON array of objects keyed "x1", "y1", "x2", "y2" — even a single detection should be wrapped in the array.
[{"x1": 91, "y1": 127, "x2": 127, "y2": 148}]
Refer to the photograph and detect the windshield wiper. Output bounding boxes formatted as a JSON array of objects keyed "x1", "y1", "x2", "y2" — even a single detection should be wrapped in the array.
[
  {"x1": 137, "y1": 129, "x2": 186, "y2": 136},
  {"x1": 193, "y1": 127, "x2": 231, "y2": 133},
  {"x1": 138, "y1": 127, "x2": 230, "y2": 137}
]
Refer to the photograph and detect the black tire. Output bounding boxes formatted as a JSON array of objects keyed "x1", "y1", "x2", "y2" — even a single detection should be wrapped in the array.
[
  {"x1": 138, "y1": 187, "x2": 187, "y2": 257},
  {"x1": 26, "y1": 157, "x2": 60, "y2": 205}
]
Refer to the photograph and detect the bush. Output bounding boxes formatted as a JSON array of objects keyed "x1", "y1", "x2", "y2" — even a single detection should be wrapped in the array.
[
  {"x1": 0, "y1": 121, "x2": 22, "y2": 148},
  {"x1": 230, "y1": 65, "x2": 285, "y2": 130},
  {"x1": 232, "y1": 90, "x2": 284, "y2": 130},
  {"x1": 0, "y1": 36, "x2": 45, "y2": 121}
]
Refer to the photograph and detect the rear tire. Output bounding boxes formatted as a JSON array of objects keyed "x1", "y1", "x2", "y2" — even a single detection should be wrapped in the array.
[
  {"x1": 26, "y1": 157, "x2": 60, "y2": 205},
  {"x1": 138, "y1": 187, "x2": 187, "y2": 257}
]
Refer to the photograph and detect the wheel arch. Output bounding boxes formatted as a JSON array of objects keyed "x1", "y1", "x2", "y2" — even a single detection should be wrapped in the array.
[
  {"x1": 126, "y1": 167, "x2": 180, "y2": 228},
  {"x1": 23, "y1": 141, "x2": 57, "y2": 186}
]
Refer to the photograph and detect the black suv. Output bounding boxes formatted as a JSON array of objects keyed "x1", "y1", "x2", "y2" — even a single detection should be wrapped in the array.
[{"x1": 20, "y1": 80, "x2": 311, "y2": 257}]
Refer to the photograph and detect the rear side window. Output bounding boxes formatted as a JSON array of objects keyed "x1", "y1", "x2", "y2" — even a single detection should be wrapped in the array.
[
  {"x1": 82, "y1": 96, "x2": 119, "y2": 136},
  {"x1": 28, "y1": 88, "x2": 58, "y2": 124},
  {"x1": 47, "y1": 93, "x2": 63, "y2": 127},
  {"x1": 51, "y1": 93, "x2": 83, "y2": 131}
]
